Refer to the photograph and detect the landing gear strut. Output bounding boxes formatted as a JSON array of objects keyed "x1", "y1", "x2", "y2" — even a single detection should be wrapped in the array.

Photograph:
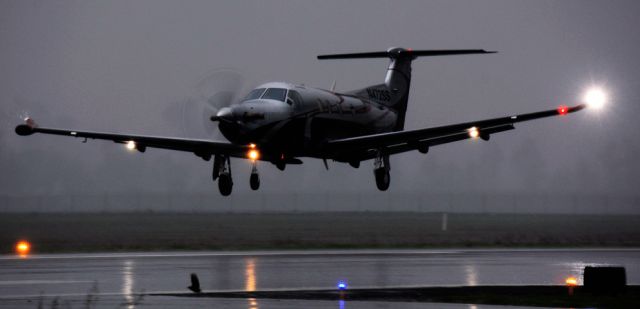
[
  {"x1": 373, "y1": 152, "x2": 390, "y2": 191},
  {"x1": 250, "y1": 163, "x2": 260, "y2": 190},
  {"x1": 213, "y1": 155, "x2": 233, "y2": 196}
]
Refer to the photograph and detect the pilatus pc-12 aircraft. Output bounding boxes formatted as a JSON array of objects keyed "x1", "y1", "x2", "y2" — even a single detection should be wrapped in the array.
[{"x1": 16, "y1": 47, "x2": 587, "y2": 196}]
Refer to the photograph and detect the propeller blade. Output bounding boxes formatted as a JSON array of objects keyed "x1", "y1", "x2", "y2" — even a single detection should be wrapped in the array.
[
  {"x1": 165, "y1": 68, "x2": 248, "y2": 138},
  {"x1": 195, "y1": 69, "x2": 245, "y2": 111}
]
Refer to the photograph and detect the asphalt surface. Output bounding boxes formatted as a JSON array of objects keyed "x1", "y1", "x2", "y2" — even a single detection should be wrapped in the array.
[{"x1": 0, "y1": 248, "x2": 639, "y2": 308}]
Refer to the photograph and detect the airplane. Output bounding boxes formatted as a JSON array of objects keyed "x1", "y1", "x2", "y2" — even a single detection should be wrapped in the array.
[{"x1": 15, "y1": 47, "x2": 587, "y2": 196}]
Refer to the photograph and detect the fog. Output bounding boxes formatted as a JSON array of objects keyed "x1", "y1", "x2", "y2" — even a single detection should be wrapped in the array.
[{"x1": 1, "y1": 0, "x2": 639, "y2": 212}]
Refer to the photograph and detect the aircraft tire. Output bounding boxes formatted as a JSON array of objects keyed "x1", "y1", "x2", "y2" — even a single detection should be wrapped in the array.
[
  {"x1": 250, "y1": 173, "x2": 260, "y2": 190},
  {"x1": 218, "y1": 173, "x2": 233, "y2": 196},
  {"x1": 374, "y1": 168, "x2": 390, "y2": 191}
]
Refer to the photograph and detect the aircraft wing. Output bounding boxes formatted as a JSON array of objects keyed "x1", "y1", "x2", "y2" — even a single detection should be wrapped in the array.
[
  {"x1": 325, "y1": 104, "x2": 586, "y2": 162},
  {"x1": 14, "y1": 119, "x2": 250, "y2": 160}
]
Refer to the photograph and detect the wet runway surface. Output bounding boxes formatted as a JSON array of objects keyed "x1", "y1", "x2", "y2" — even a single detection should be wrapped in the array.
[{"x1": 1, "y1": 248, "x2": 639, "y2": 308}]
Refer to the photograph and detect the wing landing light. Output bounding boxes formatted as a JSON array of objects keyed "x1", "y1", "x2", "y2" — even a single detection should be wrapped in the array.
[{"x1": 325, "y1": 103, "x2": 587, "y2": 161}]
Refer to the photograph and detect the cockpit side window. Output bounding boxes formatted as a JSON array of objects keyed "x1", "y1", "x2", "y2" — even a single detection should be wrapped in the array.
[
  {"x1": 261, "y1": 88, "x2": 287, "y2": 102},
  {"x1": 287, "y1": 90, "x2": 302, "y2": 106},
  {"x1": 243, "y1": 88, "x2": 266, "y2": 101}
]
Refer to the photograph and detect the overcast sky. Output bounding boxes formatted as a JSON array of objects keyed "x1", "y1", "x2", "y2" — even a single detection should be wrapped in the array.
[{"x1": 1, "y1": 0, "x2": 639, "y2": 209}]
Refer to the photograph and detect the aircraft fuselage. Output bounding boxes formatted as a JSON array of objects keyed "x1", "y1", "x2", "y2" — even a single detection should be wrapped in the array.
[{"x1": 218, "y1": 82, "x2": 397, "y2": 160}]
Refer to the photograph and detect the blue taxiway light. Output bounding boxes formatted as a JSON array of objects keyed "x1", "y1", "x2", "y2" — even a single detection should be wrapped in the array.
[{"x1": 337, "y1": 281, "x2": 347, "y2": 290}]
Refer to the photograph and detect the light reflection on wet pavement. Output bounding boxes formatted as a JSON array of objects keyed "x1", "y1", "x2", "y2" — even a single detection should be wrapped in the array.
[{"x1": 0, "y1": 248, "x2": 638, "y2": 308}]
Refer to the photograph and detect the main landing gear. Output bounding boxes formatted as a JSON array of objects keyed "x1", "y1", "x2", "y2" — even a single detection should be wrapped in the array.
[
  {"x1": 373, "y1": 152, "x2": 390, "y2": 191},
  {"x1": 212, "y1": 155, "x2": 262, "y2": 195},
  {"x1": 213, "y1": 155, "x2": 233, "y2": 196}
]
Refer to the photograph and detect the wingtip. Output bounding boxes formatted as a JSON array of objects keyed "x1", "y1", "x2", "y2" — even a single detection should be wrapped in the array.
[
  {"x1": 571, "y1": 103, "x2": 588, "y2": 112},
  {"x1": 15, "y1": 117, "x2": 37, "y2": 136},
  {"x1": 15, "y1": 124, "x2": 35, "y2": 136}
]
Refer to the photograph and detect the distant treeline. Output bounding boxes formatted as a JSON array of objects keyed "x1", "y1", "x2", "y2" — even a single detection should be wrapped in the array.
[{"x1": 0, "y1": 192, "x2": 638, "y2": 214}]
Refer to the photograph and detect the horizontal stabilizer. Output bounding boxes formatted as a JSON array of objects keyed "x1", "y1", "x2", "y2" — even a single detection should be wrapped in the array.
[{"x1": 318, "y1": 48, "x2": 496, "y2": 60}]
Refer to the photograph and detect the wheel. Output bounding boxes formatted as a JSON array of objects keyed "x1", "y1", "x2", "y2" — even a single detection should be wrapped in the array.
[
  {"x1": 250, "y1": 173, "x2": 260, "y2": 190},
  {"x1": 218, "y1": 173, "x2": 233, "y2": 196},
  {"x1": 374, "y1": 168, "x2": 390, "y2": 191}
]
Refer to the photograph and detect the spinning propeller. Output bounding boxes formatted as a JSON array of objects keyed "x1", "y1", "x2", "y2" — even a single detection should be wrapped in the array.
[{"x1": 177, "y1": 69, "x2": 248, "y2": 138}]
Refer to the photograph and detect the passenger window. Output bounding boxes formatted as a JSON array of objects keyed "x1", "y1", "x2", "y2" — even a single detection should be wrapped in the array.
[{"x1": 261, "y1": 88, "x2": 287, "y2": 102}]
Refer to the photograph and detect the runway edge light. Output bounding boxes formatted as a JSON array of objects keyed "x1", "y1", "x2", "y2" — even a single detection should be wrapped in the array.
[
  {"x1": 15, "y1": 240, "x2": 30, "y2": 257},
  {"x1": 565, "y1": 276, "x2": 578, "y2": 296}
]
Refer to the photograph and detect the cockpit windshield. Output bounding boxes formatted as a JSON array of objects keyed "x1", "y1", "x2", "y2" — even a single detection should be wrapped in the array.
[
  {"x1": 242, "y1": 87, "x2": 288, "y2": 103},
  {"x1": 243, "y1": 88, "x2": 266, "y2": 101},
  {"x1": 261, "y1": 88, "x2": 287, "y2": 102}
]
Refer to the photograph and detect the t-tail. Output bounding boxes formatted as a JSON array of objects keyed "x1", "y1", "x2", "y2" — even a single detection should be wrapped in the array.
[{"x1": 318, "y1": 47, "x2": 496, "y2": 131}]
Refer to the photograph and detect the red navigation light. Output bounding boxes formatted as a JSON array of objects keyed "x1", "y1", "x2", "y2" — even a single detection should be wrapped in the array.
[{"x1": 557, "y1": 105, "x2": 568, "y2": 116}]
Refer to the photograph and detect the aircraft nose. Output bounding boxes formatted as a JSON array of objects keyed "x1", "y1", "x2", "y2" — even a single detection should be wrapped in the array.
[{"x1": 211, "y1": 107, "x2": 234, "y2": 122}]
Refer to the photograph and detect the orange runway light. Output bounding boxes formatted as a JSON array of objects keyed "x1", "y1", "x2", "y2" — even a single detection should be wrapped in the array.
[
  {"x1": 565, "y1": 276, "x2": 578, "y2": 296},
  {"x1": 15, "y1": 240, "x2": 31, "y2": 257}
]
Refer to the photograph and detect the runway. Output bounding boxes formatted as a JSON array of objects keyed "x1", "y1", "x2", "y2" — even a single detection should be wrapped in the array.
[{"x1": 1, "y1": 248, "x2": 639, "y2": 308}]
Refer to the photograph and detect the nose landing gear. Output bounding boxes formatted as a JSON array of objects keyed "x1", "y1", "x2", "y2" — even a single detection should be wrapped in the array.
[
  {"x1": 250, "y1": 163, "x2": 260, "y2": 190},
  {"x1": 373, "y1": 152, "x2": 390, "y2": 191}
]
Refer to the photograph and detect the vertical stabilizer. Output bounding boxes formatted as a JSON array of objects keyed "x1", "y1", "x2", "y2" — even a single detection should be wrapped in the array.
[{"x1": 317, "y1": 48, "x2": 495, "y2": 131}]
